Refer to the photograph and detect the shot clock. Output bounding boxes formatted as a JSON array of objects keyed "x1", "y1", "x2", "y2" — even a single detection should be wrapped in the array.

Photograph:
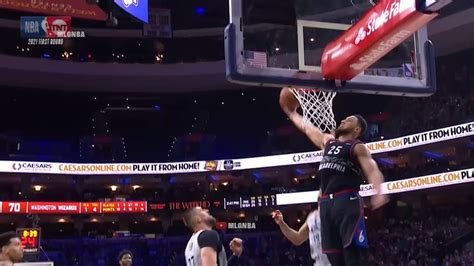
[{"x1": 16, "y1": 228, "x2": 41, "y2": 254}]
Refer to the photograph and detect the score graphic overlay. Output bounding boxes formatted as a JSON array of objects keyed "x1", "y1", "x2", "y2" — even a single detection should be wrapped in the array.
[
  {"x1": 224, "y1": 195, "x2": 276, "y2": 209},
  {"x1": 16, "y1": 228, "x2": 41, "y2": 254},
  {"x1": 0, "y1": 201, "x2": 147, "y2": 214},
  {"x1": 20, "y1": 16, "x2": 85, "y2": 46}
]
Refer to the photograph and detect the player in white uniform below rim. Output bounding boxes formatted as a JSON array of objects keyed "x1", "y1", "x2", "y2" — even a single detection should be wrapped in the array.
[
  {"x1": 183, "y1": 207, "x2": 243, "y2": 266},
  {"x1": 273, "y1": 208, "x2": 331, "y2": 265}
]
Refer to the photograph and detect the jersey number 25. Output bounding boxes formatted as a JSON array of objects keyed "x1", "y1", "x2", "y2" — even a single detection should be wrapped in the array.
[{"x1": 328, "y1": 145, "x2": 342, "y2": 155}]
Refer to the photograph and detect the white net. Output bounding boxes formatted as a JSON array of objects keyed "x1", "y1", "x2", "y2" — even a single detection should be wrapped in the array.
[{"x1": 289, "y1": 88, "x2": 337, "y2": 133}]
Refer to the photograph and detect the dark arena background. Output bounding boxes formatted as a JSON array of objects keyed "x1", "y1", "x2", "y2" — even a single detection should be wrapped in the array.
[{"x1": 0, "y1": 0, "x2": 473, "y2": 265}]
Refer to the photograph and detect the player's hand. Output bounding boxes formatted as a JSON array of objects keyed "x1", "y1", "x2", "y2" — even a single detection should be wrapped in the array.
[
  {"x1": 371, "y1": 194, "x2": 389, "y2": 210},
  {"x1": 272, "y1": 210, "x2": 284, "y2": 225},
  {"x1": 229, "y1": 238, "x2": 243, "y2": 257},
  {"x1": 279, "y1": 87, "x2": 299, "y2": 114}
]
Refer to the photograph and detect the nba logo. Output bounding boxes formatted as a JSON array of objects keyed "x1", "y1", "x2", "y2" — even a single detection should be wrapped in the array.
[
  {"x1": 20, "y1": 16, "x2": 71, "y2": 38},
  {"x1": 20, "y1": 17, "x2": 46, "y2": 38}
]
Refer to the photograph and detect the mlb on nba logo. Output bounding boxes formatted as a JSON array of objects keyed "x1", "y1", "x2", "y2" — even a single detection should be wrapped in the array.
[{"x1": 20, "y1": 16, "x2": 71, "y2": 38}]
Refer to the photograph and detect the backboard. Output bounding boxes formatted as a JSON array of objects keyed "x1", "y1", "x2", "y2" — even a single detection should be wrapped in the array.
[{"x1": 225, "y1": 0, "x2": 438, "y2": 96}]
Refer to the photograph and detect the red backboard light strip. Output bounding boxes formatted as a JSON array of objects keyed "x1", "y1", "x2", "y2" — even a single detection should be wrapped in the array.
[{"x1": 321, "y1": 0, "x2": 438, "y2": 81}]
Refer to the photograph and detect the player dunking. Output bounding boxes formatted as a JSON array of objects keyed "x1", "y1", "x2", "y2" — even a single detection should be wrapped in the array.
[
  {"x1": 272, "y1": 208, "x2": 330, "y2": 265},
  {"x1": 279, "y1": 87, "x2": 389, "y2": 266},
  {"x1": 183, "y1": 207, "x2": 243, "y2": 266}
]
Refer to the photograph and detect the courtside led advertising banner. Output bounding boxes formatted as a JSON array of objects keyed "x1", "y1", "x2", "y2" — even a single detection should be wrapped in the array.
[
  {"x1": 0, "y1": 169, "x2": 472, "y2": 214},
  {"x1": 276, "y1": 168, "x2": 474, "y2": 206},
  {"x1": 0, "y1": 122, "x2": 471, "y2": 175},
  {"x1": 114, "y1": 0, "x2": 149, "y2": 23}
]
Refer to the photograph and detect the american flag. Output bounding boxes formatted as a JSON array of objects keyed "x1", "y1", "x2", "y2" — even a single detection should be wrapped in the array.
[{"x1": 244, "y1": 50, "x2": 267, "y2": 68}]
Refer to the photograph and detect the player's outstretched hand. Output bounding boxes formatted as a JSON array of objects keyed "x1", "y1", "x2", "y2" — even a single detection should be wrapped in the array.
[
  {"x1": 279, "y1": 87, "x2": 299, "y2": 114},
  {"x1": 371, "y1": 194, "x2": 389, "y2": 210},
  {"x1": 229, "y1": 238, "x2": 243, "y2": 257},
  {"x1": 272, "y1": 210, "x2": 284, "y2": 225}
]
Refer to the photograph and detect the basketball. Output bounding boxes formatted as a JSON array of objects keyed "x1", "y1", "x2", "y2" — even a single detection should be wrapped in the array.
[{"x1": 279, "y1": 87, "x2": 300, "y2": 112}]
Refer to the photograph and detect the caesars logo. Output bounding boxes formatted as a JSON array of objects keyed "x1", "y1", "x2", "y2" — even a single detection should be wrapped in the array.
[
  {"x1": 292, "y1": 152, "x2": 321, "y2": 163},
  {"x1": 360, "y1": 184, "x2": 374, "y2": 192},
  {"x1": 12, "y1": 162, "x2": 52, "y2": 172},
  {"x1": 359, "y1": 184, "x2": 375, "y2": 196}
]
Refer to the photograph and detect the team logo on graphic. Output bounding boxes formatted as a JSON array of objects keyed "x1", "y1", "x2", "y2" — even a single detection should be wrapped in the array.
[
  {"x1": 224, "y1": 160, "x2": 234, "y2": 170},
  {"x1": 223, "y1": 160, "x2": 241, "y2": 170},
  {"x1": 204, "y1": 161, "x2": 218, "y2": 171},
  {"x1": 122, "y1": 0, "x2": 139, "y2": 8}
]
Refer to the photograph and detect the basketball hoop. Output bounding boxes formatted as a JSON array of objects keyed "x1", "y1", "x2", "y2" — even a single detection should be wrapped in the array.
[{"x1": 289, "y1": 88, "x2": 337, "y2": 133}]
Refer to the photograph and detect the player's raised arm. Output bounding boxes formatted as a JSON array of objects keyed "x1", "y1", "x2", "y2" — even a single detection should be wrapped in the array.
[
  {"x1": 229, "y1": 238, "x2": 243, "y2": 257},
  {"x1": 198, "y1": 230, "x2": 220, "y2": 266},
  {"x1": 279, "y1": 87, "x2": 334, "y2": 150},
  {"x1": 353, "y1": 143, "x2": 389, "y2": 210},
  {"x1": 227, "y1": 238, "x2": 243, "y2": 264},
  {"x1": 272, "y1": 210, "x2": 309, "y2": 246},
  {"x1": 200, "y1": 247, "x2": 217, "y2": 266}
]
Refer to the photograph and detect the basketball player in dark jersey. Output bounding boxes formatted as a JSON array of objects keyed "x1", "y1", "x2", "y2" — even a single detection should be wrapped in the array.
[
  {"x1": 183, "y1": 207, "x2": 243, "y2": 266},
  {"x1": 0, "y1": 232, "x2": 23, "y2": 266},
  {"x1": 279, "y1": 87, "x2": 389, "y2": 266},
  {"x1": 117, "y1": 250, "x2": 133, "y2": 266}
]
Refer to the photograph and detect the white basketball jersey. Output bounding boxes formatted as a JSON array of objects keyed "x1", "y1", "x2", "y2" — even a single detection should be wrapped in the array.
[
  {"x1": 185, "y1": 230, "x2": 228, "y2": 266},
  {"x1": 307, "y1": 211, "x2": 331, "y2": 265}
]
